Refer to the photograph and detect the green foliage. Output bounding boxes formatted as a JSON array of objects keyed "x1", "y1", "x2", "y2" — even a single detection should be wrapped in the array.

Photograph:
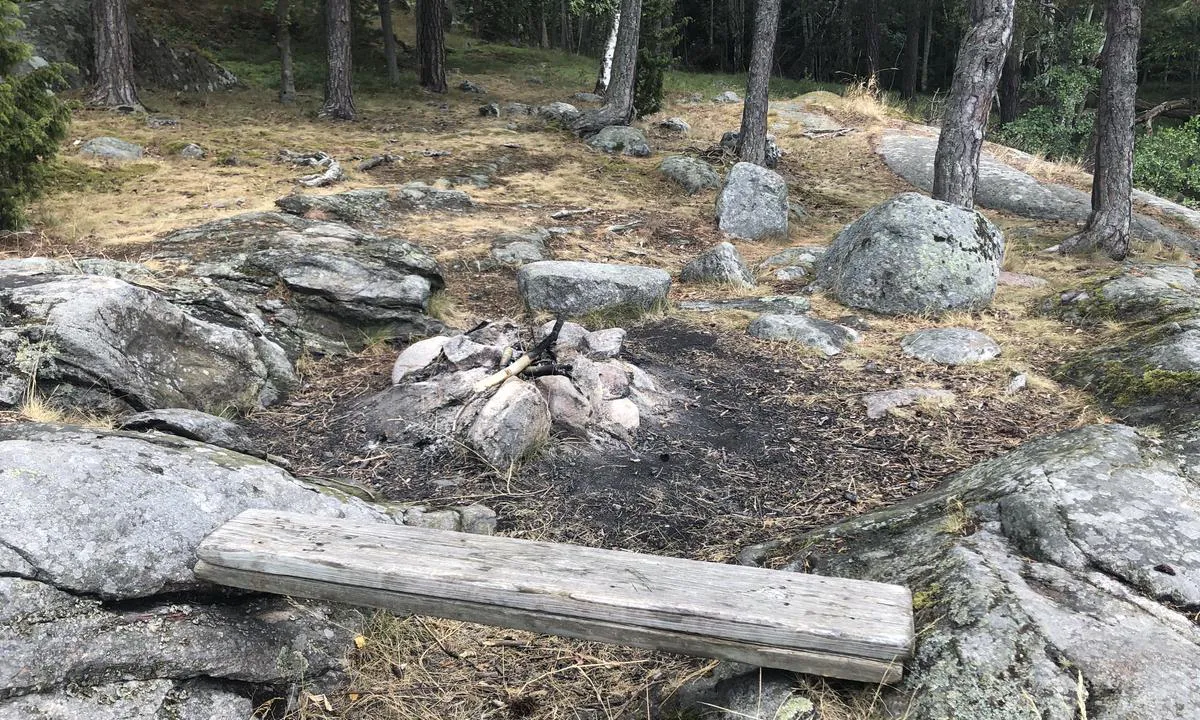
[
  {"x1": 993, "y1": 105, "x2": 1095, "y2": 160},
  {"x1": 1135, "y1": 117, "x2": 1200, "y2": 208},
  {"x1": 0, "y1": 0, "x2": 71, "y2": 230},
  {"x1": 633, "y1": 0, "x2": 682, "y2": 117}
]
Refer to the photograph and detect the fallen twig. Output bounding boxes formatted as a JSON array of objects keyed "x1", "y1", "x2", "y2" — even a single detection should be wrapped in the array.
[
  {"x1": 801, "y1": 127, "x2": 856, "y2": 139},
  {"x1": 551, "y1": 207, "x2": 593, "y2": 219}
]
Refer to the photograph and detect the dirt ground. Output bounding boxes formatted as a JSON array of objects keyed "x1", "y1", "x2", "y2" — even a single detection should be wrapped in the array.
[{"x1": 15, "y1": 40, "x2": 1196, "y2": 719}]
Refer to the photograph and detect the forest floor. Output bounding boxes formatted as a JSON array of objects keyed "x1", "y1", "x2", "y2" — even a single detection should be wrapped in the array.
[{"x1": 14, "y1": 28, "x2": 1199, "y2": 720}]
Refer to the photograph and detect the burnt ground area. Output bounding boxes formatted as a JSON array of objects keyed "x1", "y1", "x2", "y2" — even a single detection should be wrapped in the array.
[{"x1": 247, "y1": 317, "x2": 1077, "y2": 566}]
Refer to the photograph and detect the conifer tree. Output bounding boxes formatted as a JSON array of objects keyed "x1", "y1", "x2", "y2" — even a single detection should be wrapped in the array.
[{"x1": 0, "y1": 0, "x2": 70, "y2": 230}]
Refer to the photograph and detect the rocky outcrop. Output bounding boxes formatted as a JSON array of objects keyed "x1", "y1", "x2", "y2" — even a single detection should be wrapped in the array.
[
  {"x1": 275, "y1": 185, "x2": 473, "y2": 226},
  {"x1": 659, "y1": 155, "x2": 721, "y2": 194},
  {"x1": 1047, "y1": 264, "x2": 1200, "y2": 425},
  {"x1": 0, "y1": 423, "x2": 402, "y2": 718},
  {"x1": 16, "y1": 0, "x2": 238, "y2": 92},
  {"x1": 155, "y1": 212, "x2": 445, "y2": 352},
  {"x1": 715, "y1": 163, "x2": 789, "y2": 240},
  {"x1": 817, "y1": 193, "x2": 1004, "y2": 316},
  {"x1": 78, "y1": 137, "x2": 144, "y2": 160},
  {"x1": 769, "y1": 423, "x2": 1200, "y2": 720},
  {"x1": 0, "y1": 261, "x2": 295, "y2": 414},
  {"x1": 877, "y1": 132, "x2": 1200, "y2": 251},
  {"x1": 516, "y1": 261, "x2": 671, "y2": 319}
]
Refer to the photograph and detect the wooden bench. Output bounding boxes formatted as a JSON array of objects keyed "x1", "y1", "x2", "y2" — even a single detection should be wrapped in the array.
[{"x1": 194, "y1": 510, "x2": 914, "y2": 683}]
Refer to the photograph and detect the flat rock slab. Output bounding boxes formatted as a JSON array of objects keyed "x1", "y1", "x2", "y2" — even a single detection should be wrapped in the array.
[
  {"x1": 862, "y1": 388, "x2": 955, "y2": 419},
  {"x1": 677, "y1": 296, "x2": 811, "y2": 315},
  {"x1": 79, "y1": 136, "x2": 144, "y2": 160},
  {"x1": 117, "y1": 408, "x2": 262, "y2": 458},
  {"x1": 748, "y1": 314, "x2": 860, "y2": 356},
  {"x1": 659, "y1": 155, "x2": 720, "y2": 194},
  {"x1": 877, "y1": 133, "x2": 1200, "y2": 251},
  {"x1": 517, "y1": 261, "x2": 671, "y2": 318},
  {"x1": 901, "y1": 328, "x2": 1001, "y2": 365}
]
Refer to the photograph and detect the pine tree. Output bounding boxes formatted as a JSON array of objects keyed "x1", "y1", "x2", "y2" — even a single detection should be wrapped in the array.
[{"x1": 0, "y1": 0, "x2": 70, "y2": 230}]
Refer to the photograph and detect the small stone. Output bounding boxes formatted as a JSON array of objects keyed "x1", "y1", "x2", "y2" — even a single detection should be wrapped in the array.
[
  {"x1": 479, "y1": 102, "x2": 500, "y2": 117},
  {"x1": 459, "y1": 80, "x2": 486, "y2": 94},
  {"x1": 714, "y1": 90, "x2": 741, "y2": 103},
  {"x1": 680, "y1": 241, "x2": 755, "y2": 287},
  {"x1": 760, "y1": 247, "x2": 825, "y2": 270},
  {"x1": 773, "y1": 266, "x2": 807, "y2": 282},
  {"x1": 539, "y1": 320, "x2": 590, "y2": 358},
  {"x1": 534, "y1": 375, "x2": 592, "y2": 437},
  {"x1": 442, "y1": 335, "x2": 501, "y2": 369},
  {"x1": 392, "y1": 336, "x2": 450, "y2": 384},
  {"x1": 79, "y1": 137, "x2": 144, "y2": 161},
  {"x1": 659, "y1": 155, "x2": 721, "y2": 195},
  {"x1": 862, "y1": 387, "x2": 956, "y2": 419},
  {"x1": 146, "y1": 116, "x2": 180, "y2": 128},
  {"x1": 901, "y1": 328, "x2": 1001, "y2": 365},
  {"x1": 583, "y1": 328, "x2": 626, "y2": 359},
  {"x1": 455, "y1": 504, "x2": 497, "y2": 535},
  {"x1": 537, "y1": 102, "x2": 581, "y2": 125},
  {"x1": 601, "y1": 398, "x2": 640, "y2": 438},
  {"x1": 587, "y1": 126, "x2": 651, "y2": 157},
  {"x1": 748, "y1": 314, "x2": 860, "y2": 356},
  {"x1": 1007, "y1": 373, "x2": 1028, "y2": 395},
  {"x1": 404, "y1": 508, "x2": 462, "y2": 531},
  {"x1": 843, "y1": 490, "x2": 859, "y2": 502},
  {"x1": 656, "y1": 117, "x2": 691, "y2": 134},
  {"x1": 179, "y1": 143, "x2": 205, "y2": 159}
]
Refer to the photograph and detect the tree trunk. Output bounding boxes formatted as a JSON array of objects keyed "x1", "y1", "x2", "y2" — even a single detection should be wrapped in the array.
[
  {"x1": 999, "y1": 19, "x2": 1024, "y2": 124},
  {"x1": 1059, "y1": 0, "x2": 1142, "y2": 261},
  {"x1": 277, "y1": 0, "x2": 296, "y2": 103},
  {"x1": 379, "y1": 0, "x2": 400, "y2": 86},
  {"x1": 920, "y1": 3, "x2": 933, "y2": 91},
  {"x1": 416, "y1": 0, "x2": 447, "y2": 92},
  {"x1": 560, "y1": 0, "x2": 570, "y2": 49},
  {"x1": 901, "y1": 1, "x2": 922, "y2": 99},
  {"x1": 737, "y1": 0, "x2": 781, "y2": 165},
  {"x1": 578, "y1": 0, "x2": 641, "y2": 132},
  {"x1": 931, "y1": 0, "x2": 1016, "y2": 209},
  {"x1": 595, "y1": 10, "x2": 620, "y2": 95},
  {"x1": 89, "y1": 0, "x2": 141, "y2": 109},
  {"x1": 322, "y1": 0, "x2": 355, "y2": 119}
]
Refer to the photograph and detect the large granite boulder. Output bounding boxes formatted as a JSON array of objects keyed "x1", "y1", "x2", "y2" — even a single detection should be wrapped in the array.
[
  {"x1": 0, "y1": 263, "x2": 295, "y2": 414},
  {"x1": 715, "y1": 162, "x2": 789, "y2": 240},
  {"x1": 517, "y1": 261, "x2": 671, "y2": 319},
  {"x1": 1049, "y1": 265, "x2": 1200, "y2": 425},
  {"x1": 0, "y1": 423, "x2": 398, "y2": 718},
  {"x1": 699, "y1": 423, "x2": 1200, "y2": 719},
  {"x1": 154, "y1": 212, "x2": 445, "y2": 352},
  {"x1": 816, "y1": 193, "x2": 1004, "y2": 316}
]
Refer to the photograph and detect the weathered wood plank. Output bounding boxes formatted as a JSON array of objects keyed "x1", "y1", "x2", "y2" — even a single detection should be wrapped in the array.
[{"x1": 195, "y1": 510, "x2": 913, "y2": 683}]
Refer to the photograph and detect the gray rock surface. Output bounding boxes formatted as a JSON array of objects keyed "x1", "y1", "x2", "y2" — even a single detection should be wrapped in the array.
[
  {"x1": 587, "y1": 125, "x2": 652, "y2": 157},
  {"x1": 659, "y1": 155, "x2": 721, "y2": 194},
  {"x1": 788, "y1": 423, "x2": 1200, "y2": 720},
  {"x1": 680, "y1": 241, "x2": 755, "y2": 287},
  {"x1": 155, "y1": 212, "x2": 444, "y2": 352},
  {"x1": 747, "y1": 314, "x2": 860, "y2": 356},
  {"x1": 715, "y1": 162, "x2": 789, "y2": 240},
  {"x1": 901, "y1": 328, "x2": 1001, "y2": 365},
  {"x1": 677, "y1": 296, "x2": 810, "y2": 315},
  {"x1": 517, "y1": 261, "x2": 671, "y2": 318},
  {"x1": 1050, "y1": 265, "x2": 1200, "y2": 424},
  {"x1": 714, "y1": 90, "x2": 741, "y2": 103},
  {"x1": 391, "y1": 335, "x2": 451, "y2": 383},
  {"x1": 760, "y1": 246, "x2": 826, "y2": 271},
  {"x1": 0, "y1": 268, "x2": 295, "y2": 414},
  {"x1": 78, "y1": 136, "x2": 143, "y2": 160},
  {"x1": 491, "y1": 227, "x2": 553, "y2": 266},
  {"x1": 878, "y1": 132, "x2": 1200, "y2": 250},
  {"x1": 178, "y1": 142, "x2": 205, "y2": 159},
  {"x1": 467, "y1": 379, "x2": 552, "y2": 467},
  {"x1": 0, "y1": 422, "x2": 405, "y2": 716},
  {"x1": 863, "y1": 387, "x2": 956, "y2": 418},
  {"x1": 655, "y1": 117, "x2": 691, "y2": 134},
  {"x1": 538, "y1": 102, "x2": 581, "y2": 125},
  {"x1": 582, "y1": 328, "x2": 626, "y2": 359},
  {"x1": 816, "y1": 193, "x2": 1004, "y2": 315},
  {"x1": 535, "y1": 374, "x2": 593, "y2": 436},
  {"x1": 117, "y1": 408, "x2": 262, "y2": 458}
]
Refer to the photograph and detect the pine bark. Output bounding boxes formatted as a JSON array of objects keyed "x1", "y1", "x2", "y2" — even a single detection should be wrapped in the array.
[
  {"x1": 920, "y1": 6, "x2": 932, "y2": 91},
  {"x1": 1059, "y1": 0, "x2": 1143, "y2": 260},
  {"x1": 864, "y1": 0, "x2": 881, "y2": 85},
  {"x1": 379, "y1": 0, "x2": 400, "y2": 86},
  {"x1": 999, "y1": 20, "x2": 1024, "y2": 124},
  {"x1": 595, "y1": 10, "x2": 621, "y2": 95},
  {"x1": 575, "y1": 0, "x2": 641, "y2": 134},
  {"x1": 322, "y1": 0, "x2": 355, "y2": 120},
  {"x1": 89, "y1": 0, "x2": 141, "y2": 109},
  {"x1": 416, "y1": 0, "x2": 447, "y2": 92},
  {"x1": 932, "y1": 0, "x2": 1017, "y2": 209},
  {"x1": 901, "y1": 2, "x2": 922, "y2": 99},
  {"x1": 277, "y1": 0, "x2": 296, "y2": 103},
  {"x1": 737, "y1": 0, "x2": 781, "y2": 165}
]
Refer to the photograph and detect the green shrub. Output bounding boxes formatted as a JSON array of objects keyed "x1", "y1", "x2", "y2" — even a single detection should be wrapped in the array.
[
  {"x1": 0, "y1": 0, "x2": 71, "y2": 230},
  {"x1": 993, "y1": 105, "x2": 1095, "y2": 160},
  {"x1": 1134, "y1": 117, "x2": 1200, "y2": 208}
]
